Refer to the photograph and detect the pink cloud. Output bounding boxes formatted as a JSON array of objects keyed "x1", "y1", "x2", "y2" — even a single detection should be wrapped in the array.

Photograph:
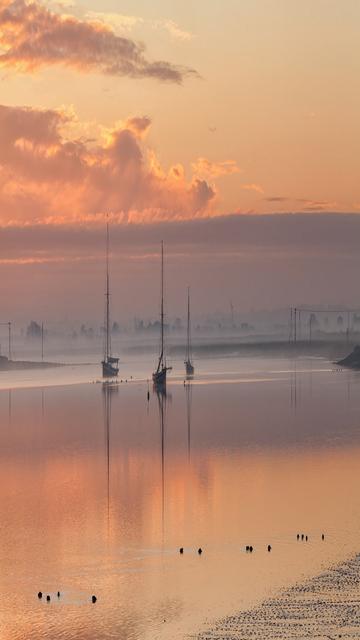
[
  {"x1": 240, "y1": 183, "x2": 264, "y2": 194},
  {"x1": 192, "y1": 157, "x2": 241, "y2": 179},
  {"x1": 0, "y1": 0, "x2": 196, "y2": 83},
  {"x1": 0, "y1": 104, "x2": 217, "y2": 224},
  {"x1": 301, "y1": 200, "x2": 337, "y2": 212}
]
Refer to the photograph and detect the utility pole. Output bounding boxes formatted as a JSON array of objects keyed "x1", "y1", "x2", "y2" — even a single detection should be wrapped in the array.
[
  {"x1": 41, "y1": 322, "x2": 44, "y2": 362},
  {"x1": 294, "y1": 308, "x2": 297, "y2": 344},
  {"x1": 8, "y1": 322, "x2": 11, "y2": 361},
  {"x1": 230, "y1": 300, "x2": 235, "y2": 328}
]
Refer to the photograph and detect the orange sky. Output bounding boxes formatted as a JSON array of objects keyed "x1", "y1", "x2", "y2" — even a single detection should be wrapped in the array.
[
  {"x1": 0, "y1": 0, "x2": 359, "y2": 318},
  {"x1": 1, "y1": 0, "x2": 360, "y2": 227}
]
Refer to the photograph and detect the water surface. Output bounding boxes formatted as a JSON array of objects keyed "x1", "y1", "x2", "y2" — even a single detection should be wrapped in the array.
[{"x1": 0, "y1": 355, "x2": 360, "y2": 639}]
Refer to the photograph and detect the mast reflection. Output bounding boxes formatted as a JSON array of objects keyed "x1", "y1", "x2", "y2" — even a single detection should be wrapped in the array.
[
  {"x1": 102, "y1": 382, "x2": 118, "y2": 533},
  {"x1": 185, "y1": 381, "x2": 192, "y2": 460},
  {"x1": 290, "y1": 360, "x2": 298, "y2": 411},
  {"x1": 155, "y1": 386, "x2": 168, "y2": 544},
  {"x1": 8, "y1": 388, "x2": 11, "y2": 425}
]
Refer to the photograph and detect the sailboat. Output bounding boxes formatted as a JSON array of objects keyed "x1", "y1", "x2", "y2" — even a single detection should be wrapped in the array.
[
  {"x1": 152, "y1": 242, "x2": 172, "y2": 387},
  {"x1": 102, "y1": 222, "x2": 119, "y2": 378},
  {"x1": 184, "y1": 287, "x2": 194, "y2": 376}
]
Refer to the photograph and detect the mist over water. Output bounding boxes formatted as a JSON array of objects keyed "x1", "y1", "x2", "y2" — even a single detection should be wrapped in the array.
[
  {"x1": 1, "y1": 354, "x2": 360, "y2": 638},
  {"x1": 0, "y1": 0, "x2": 358, "y2": 636}
]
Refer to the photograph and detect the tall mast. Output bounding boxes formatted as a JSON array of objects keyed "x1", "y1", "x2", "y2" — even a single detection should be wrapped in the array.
[
  {"x1": 105, "y1": 221, "x2": 110, "y2": 360},
  {"x1": 160, "y1": 241, "x2": 164, "y2": 368},
  {"x1": 8, "y1": 322, "x2": 11, "y2": 361},
  {"x1": 187, "y1": 287, "x2": 191, "y2": 362}
]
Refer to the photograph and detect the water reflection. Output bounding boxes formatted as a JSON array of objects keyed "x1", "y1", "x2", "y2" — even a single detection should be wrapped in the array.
[
  {"x1": 185, "y1": 382, "x2": 192, "y2": 460},
  {"x1": 8, "y1": 388, "x2": 11, "y2": 425},
  {"x1": 156, "y1": 387, "x2": 167, "y2": 544},
  {"x1": 41, "y1": 388, "x2": 45, "y2": 420},
  {"x1": 0, "y1": 361, "x2": 360, "y2": 639},
  {"x1": 102, "y1": 383, "x2": 118, "y2": 532},
  {"x1": 289, "y1": 361, "x2": 297, "y2": 410}
]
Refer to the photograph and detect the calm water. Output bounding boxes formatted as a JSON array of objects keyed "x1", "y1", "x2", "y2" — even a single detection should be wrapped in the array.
[{"x1": 1, "y1": 355, "x2": 360, "y2": 639}]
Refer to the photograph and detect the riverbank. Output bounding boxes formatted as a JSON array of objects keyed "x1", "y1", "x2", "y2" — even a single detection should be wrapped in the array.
[
  {"x1": 197, "y1": 552, "x2": 360, "y2": 639},
  {"x1": 126, "y1": 338, "x2": 356, "y2": 362},
  {"x1": 0, "y1": 357, "x2": 64, "y2": 371}
]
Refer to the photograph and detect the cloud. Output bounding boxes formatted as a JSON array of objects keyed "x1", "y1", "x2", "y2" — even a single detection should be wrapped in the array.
[
  {"x1": 241, "y1": 183, "x2": 264, "y2": 194},
  {"x1": 192, "y1": 157, "x2": 241, "y2": 179},
  {"x1": 84, "y1": 11, "x2": 144, "y2": 33},
  {"x1": 2, "y1": 212, "x2": 360, "y2": 323},
  {"x1": 263, "y1": 196, "x2": 340, "y2": 212},
  {"x1": 264, "y1": 196, "x2": 289, "y2": 203},
  {"x1": 301, "y1": 200, "x2": 337, "y2": 212},
  {"x1": 0, "y1": 104, "x2": 217, "y2": 225},
  {"x1": 155, "y1": 19, "x2": 192, "y2": 41},
  {"x1": 1, "y1": 212, "x2": 360, "y2": 264},
  {"x1": 123, "y1": 116, "x2": 152, "y2": 138},
  {"x1": 86, "y1": 12, "x2": 193, "y2": 41},
  {"x1": 0, "y1": 0, "x2": 196, "y2": 83}
]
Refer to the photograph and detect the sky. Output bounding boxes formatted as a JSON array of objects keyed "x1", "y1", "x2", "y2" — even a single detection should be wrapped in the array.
[{"x1": 0, "y1": 0, "x2": 360, "y2": 323}]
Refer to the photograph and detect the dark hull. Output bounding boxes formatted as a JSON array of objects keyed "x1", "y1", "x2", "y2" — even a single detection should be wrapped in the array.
[
  {"x1": 336, "y1": 345, "x2": 360, "y2": 369},
  {"x1": 102, "y1": 360, "x2": 119, "y2": 378},
  {"x1": 153, "y1": 365, "x2": 172, "y2": 387},
  {"x1": 153, "y1": 367, "x2": 167, "y2": 386},
  {"x1": 185, "y1": 360, "x2": 194, "y2": 376}
]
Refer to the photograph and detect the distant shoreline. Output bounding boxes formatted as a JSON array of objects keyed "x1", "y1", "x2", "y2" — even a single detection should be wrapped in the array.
[
  {"x1": 0, "y1": 359, "x2": 64, "y2": 371},
  {"x1": 125, "y1": 338, "x2": 356, "y2": 362}
]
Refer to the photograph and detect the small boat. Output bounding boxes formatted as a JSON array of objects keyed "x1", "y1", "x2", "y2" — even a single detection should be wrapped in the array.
[
  {"x1": 184, "y1": 287, "x2": 194, "y2": 376},
  {"x1": 153, "y1": 242, "x2": 172, "y2": 387},
  {"x1": 102, "y1": 221, "x2": 119, "y2": 378}
]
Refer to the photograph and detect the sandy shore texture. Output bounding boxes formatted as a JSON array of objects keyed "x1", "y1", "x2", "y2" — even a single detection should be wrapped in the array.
[{"x1": 197, "y1": 554, "x2": 360, "y2": 639}]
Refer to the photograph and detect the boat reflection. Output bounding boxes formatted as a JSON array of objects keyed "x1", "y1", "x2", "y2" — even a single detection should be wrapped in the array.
[
  {"x1": 102, "y1": 382, "x2": 118, "y2": 531},
  {"x1": 155, "y1": 386, "x2": 167, "y2": 543},
  {"x1": 185, "y1": 381, "x2": 192, "y2": 460}
]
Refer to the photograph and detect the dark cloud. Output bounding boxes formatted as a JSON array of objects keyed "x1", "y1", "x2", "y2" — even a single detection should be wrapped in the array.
[
  {"x1": 1, "y1": 213, "x2": 360, "y2": 261},
  {"x1": 302, "y1": 200, "x2": 336, "y2": 212},
  {"x1": 1, "y1": 213, "x2": 360, "y2": 322},
  {"x1": 0, "y1": 0, "x2": 197, "y2": 83}
]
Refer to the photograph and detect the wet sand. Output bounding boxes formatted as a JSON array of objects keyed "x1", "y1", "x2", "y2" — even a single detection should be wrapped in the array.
[{"x1": 198, "y1": 553, "x2": 360, "y2": 639}]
